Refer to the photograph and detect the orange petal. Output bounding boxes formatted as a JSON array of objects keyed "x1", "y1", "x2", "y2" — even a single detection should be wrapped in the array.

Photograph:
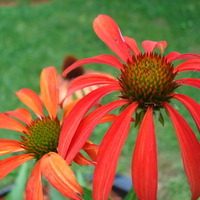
[
  {"x1": 142, "y1": 40, "x2": 167, "y2": 54},
  {"x1": 0, "y1": 113, "x2": 28, "y2": 133},
  {"x1": 40, "y1": 67, "x2": 59, "y2": 119},
  {"x1": 124, "y1": 36, "x2": 141, "y2": 56},
  {"x1": 0, "y1": 139, "x2": 24, "y2": 156},
  {"x1": 16, "y1": 88, "x2": 44, "y2": 118},
  {"x1": 6, "y1": 108, "x2": 32, "y2": 125},
  {"x1": 0, "y1": 154, "x2": 33, "y2": 179},
  {"x1": 82, "y1": 141, "x2": 98, "y2": 162},
  {"x1": 74, "y1": 152, "x2": 96, "y2": 166},
  {"x1": 98, "y1": 113, "x2": 117, "y2": 123},
  {"x1": 93, "y1": 14, "x2": 132, "y2": 63},
  {"x1": 61, "y1": 99, "x2": 80, "y2": 122},
  {"x1": 26, "y1": 160, "x2": 43, "y2": 200},
  {"x1": 40, "y1": 152, "x2": 83, "y2": 199}
]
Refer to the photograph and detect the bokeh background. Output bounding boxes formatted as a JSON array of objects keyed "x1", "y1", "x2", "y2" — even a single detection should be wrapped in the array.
[{"x1": 0, "y1": 0, "x2": 200, "y2": 199}]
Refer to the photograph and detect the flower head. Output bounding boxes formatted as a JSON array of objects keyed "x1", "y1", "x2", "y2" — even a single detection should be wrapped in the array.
[
  {"x1": 0, "y1": 67, "x2": 98, "y2": 200},
  {"x1": 61, "y1": 15, "x2": 200, "y2": 200}
]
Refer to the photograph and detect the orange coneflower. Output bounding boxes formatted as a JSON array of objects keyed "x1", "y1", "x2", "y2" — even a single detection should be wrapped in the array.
[
  {"x1": 0, "y1": 67, "x2": 98, "y2": 200},
  {"x1": 59, "y1": 15, "x2": 200, "y2": 200}
]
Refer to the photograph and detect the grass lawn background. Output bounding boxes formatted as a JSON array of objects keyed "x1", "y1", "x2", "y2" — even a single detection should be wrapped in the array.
[{"x1": 0, "y1": 0, "x2": 200, "y2": 199}]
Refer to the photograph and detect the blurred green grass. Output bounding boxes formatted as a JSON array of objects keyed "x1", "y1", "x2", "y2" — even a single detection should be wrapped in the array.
[{"x1": 0, "y1": 0, "x2": 200, "y2": 199}]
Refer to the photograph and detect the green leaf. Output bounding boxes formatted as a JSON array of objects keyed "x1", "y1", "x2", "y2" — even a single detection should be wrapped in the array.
[
  {"x1": 154, "y1": 110, "x2": 165, "y2": 126},
  {"x1": 5, "y1": 162, "x2": 29, "y2": 200},
  {"x1": 124, "y1": 188, "x2": 138, "y2": 200}
]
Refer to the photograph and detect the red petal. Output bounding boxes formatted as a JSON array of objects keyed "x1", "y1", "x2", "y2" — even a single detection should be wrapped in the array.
[
  {"x1": 6, "y1": 108, "x2": 32, "y2": 125},
  {"x1": 62, "y1": 54, "x2": 124, "y2": 78},
  {"x1": 41, "y1": 152, "x2": 83, "y2": 199},
  {"x1": 93, "y1": 102, "x2": 138, "y2": 200},
  {"x1": 0, "y1": 154, "x2": 33, "y2": 179},
  {"x1": 167, "y1": 53, "x2": 200, "y2": 62},
  {"x1": 142, "y1": 40, "x2": 167, "y2": 54},
  {"x1": 65, "y1": 99, "x2": 129, "y2": 164},
  {"x1": 175, "y1": 78, "x2": 200, "y2": 89},
  {"x1": 164, "y1": 102, "x2": 200, "y2": 200},
  {"x1": 124, "y1": 36, "x2": 141, "y2": 56},
  {"x1": 173, "y1": 59, "x2": 200, "y2": 73},
  {"x1": 40, "y1": 67, "x2": 59, "y2": 119},
  {"x1": 61, "y1": 74, "x2": 117, "y2": 104},
  {"x1": 73, "y1": 152, "x2": 96, "y2": 166},
  {"x1": 132, "y1": 106, "x2": 157, "y2": 200},
  {"x1": 0, "y1": 139, "x2": 24, "y2": 156},
  {"x1": 16, "y1": 88, "x2": 44, "y2": 117},
  {"x1": 93, "y1": 15, "x2": 132, "y2": 63},
  {"x1": 26, "y1": 160, "x2": 43, "y2": 200},
  {"x1": 172, "y1": 93, "x2": 200, "y2": 132},
  {"x1": 58, "y1": 83, "x2": 122, "y2": 159},
  {"x1": 0, "y1": 113, "x2": 28, "y2": 133}
]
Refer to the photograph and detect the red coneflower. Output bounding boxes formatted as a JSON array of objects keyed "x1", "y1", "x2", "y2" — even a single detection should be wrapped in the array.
[
  {"x1": 0, "y1": 67, "x2": 98, "y2": 200},
  {"x1": 59, "y1": 15, "x2": 200, "y2": 200}
]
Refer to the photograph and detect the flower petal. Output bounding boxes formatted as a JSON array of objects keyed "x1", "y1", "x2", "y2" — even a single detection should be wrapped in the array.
[
  {"x1": 6, "y1": 108, "x2": 32, "y2": 125},
  {"x1": 124, "y1": 36, "x2": 141, "y2": 56},
  {"x1": 26, "y1": 160, "x2": 43, "y2": 200},
  {"x1": 142, "y1": 40, "x2": 167, "y2": 54},
  {"x1": 93, "y1": 102, "x2": 138, "y2": 200},
  {"x1": 16, "y1": 88, "x2": 44, "y2": 118},
  {"x1": 40, "y1": 67, "x2": 59, "y2": 119},
  {"x1": 132, "y1": 106, "x2": 157, "y2": 200},
  {"x1": 58, "y1": 83, "x2": 122, "y2": 159},
  {"x1": 98, "y1": 113, "x2": 117, "y2": 123},
  {"x1": 167, "y1": 53, "x2": 200, "y2": 62},
  {"x1": 61, "y1": 74, "x2": 117, "y2": 105},
  {"x1": 40, "y1": 152, "x2": 83, "y2": 199},
  {"x1": 175, "y1": 78, "x2": 200, "y2": 89},
  {"x1": 93, "y1": 14, "x2": 132, "y2": 63},
  {"x1": 0, "y1": 139, "x2": 24, "y2": 156},
  {"x1": 0, "y1": 113, "x2": 28, "y2": 133},
  {"x1": 0, "y1": 154, "x2": 33, "y2": 179},
  {"x1": 74, "y1": 152, "x2": 96, "y2": 166},
  {"x1": 173, "y1": 59, "x2": 200, "y2": 73},
  {"x1": 172, "y1": 93, "x2": 200, "y2": 132},
  {"x1": 62, "y1": 54, "x2": 124, "y2": 78},
  {"x1": 65, "y1": 99, "x2": 129, "y2": 164},
  {"x1": 164, "y1": 102, "x2": 200, "y2": 200},
  {"x1": 82, "y1": 141, "x2": 98, "y2": 162}
]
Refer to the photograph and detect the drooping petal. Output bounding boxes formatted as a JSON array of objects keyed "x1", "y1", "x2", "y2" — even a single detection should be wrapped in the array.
[
  {"x1": 0, "y1": 113, "x2": 28, "y2": 133},
  {"x1": 0, "y1": 154, "x2": 33, "y2": 179},
  {"x1": 61, "y1": 74, "x2": 117, "y2": 102},
  {"x1": 132, "y1": 106, "x2": 157, "y2": 200},
  {"x1": 0, "y1": 139, "x2": 24, "y2": 156},
  {"x1": 123, "y1": 36, "x2": 141, "y2": 56},
  {"x1": 40, "y1": 152, "x2": 83, "y2": 200},
  {"x1": 93, "y1": 102, "x2": 138, "y2": 200},
  {"x1": 142, "y1": 40, "x2": 167, "y2": 54},
  {"x1": 62, "y1": 54, "x2": 124, "y2": 78},
  {"x1": 5, "y1": 108, "x2": 32, "y2": 125},
  {"x1": 164, "y1": 102, "x2": 200, "y2": 200},
  {"x1": 93, "y1": 14, "x2": 132, "y2": 63},
  {"x1": 40, "y1": 67, "x2": 59, "y2": 119},
  {"x1": 172, "y1": 93, "x2": 200, "y2": 132},
  {"x1": 167, "y1": 52, "x2": 200, "y2": 62},
  {"x1": 58, "y1": 83, "x2": 122, "y2": 159},
  {"x1": 173, "y1": 59, "x2": 200, "y2": 73},
  {"x1": 73, "y1": 152, "x2": 96, "y2": 166},
  {"x1": 65, "y1": 99, "x2": 129, "y2": 164},
  {"x1": 16, "y1": 89, "x2": 44, "y2": 118},
  {"x1": 26, "y1": 160, "x2": 43, "y2": 200},
  {"x1": 82, "y1": 141, "x2": 98, "y2": 163},
  {"x1": 175, "y1": 78, "x2": 200, "y2": 89}
]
